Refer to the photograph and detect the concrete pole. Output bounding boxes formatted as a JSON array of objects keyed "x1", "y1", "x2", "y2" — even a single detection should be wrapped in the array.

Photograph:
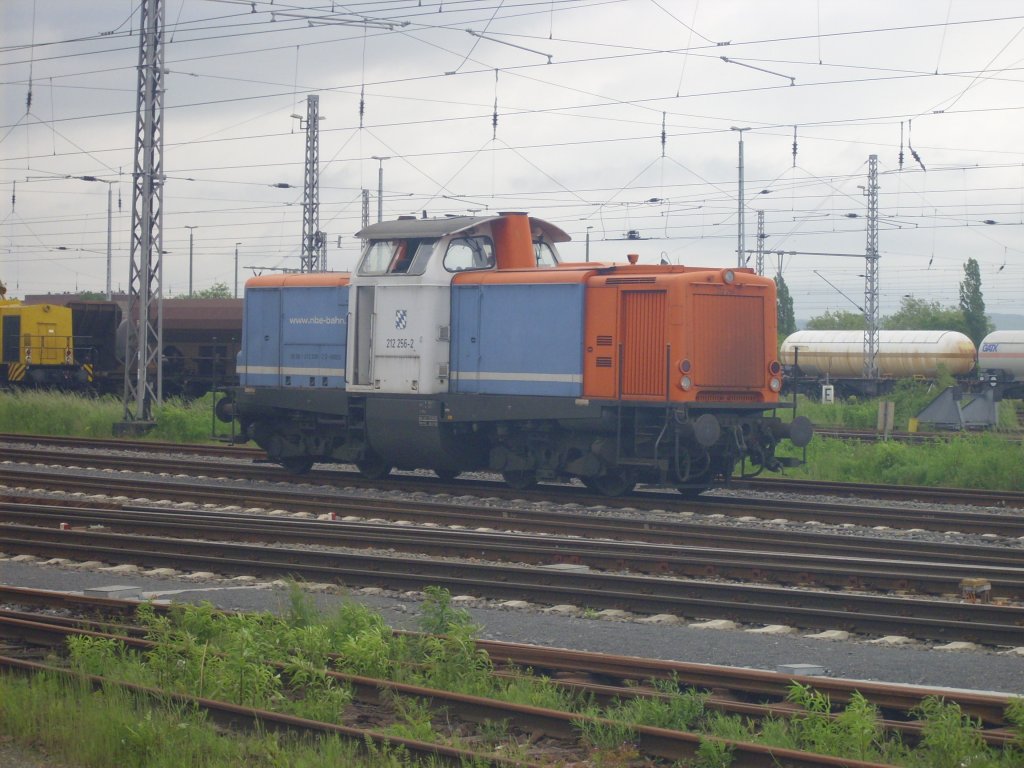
[
  {"x1": 105, "y1": 183, "x2": 113, "y2": 300},
  {"x1": 185, "y1": 226, "x2": 196, "y2": 297},
  {"x1": 731, "y1": 127, "x2": 749, "y2": 268}
]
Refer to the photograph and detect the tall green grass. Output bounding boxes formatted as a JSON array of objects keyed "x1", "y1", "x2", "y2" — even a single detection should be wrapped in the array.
[
  {"x1": 0, "y1": 390, "x2": 234, "y2": 442},
  {"x1": 0, "y1": 672, "x2": 420, "y2": 768},
  {"x1": 776, "y1": 434, "x2": 1024, "y2": 490}
]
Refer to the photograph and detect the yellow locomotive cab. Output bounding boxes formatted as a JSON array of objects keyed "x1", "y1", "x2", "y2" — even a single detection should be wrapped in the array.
[{"x1": 0, "y1": 300, "x2": 79, "y2": 388}]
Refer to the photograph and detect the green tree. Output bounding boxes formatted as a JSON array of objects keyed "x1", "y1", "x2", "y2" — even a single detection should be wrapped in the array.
[
  {"x1": 175, "y1": 282, "x2": 233, "y2": 299},
  {"x1": 806, "y1": 309, "x2": 865, "y2": 331},
  {"x1": 77, "y1": 290, "x2": 107, "y2": 300},
  {"x1": 958, "y1": 257, "x2": 991, "y2": 345},
  {"x1": 775, "y1": 274, "x2": 797, "y2": 341},
  {"x1": 882, "y1": 296, "x2": 968, "y2": 334}
]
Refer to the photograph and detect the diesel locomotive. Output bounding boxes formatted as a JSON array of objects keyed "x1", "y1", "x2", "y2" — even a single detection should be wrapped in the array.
[
  {"x1": 0, "y1": 299, "x2": 84, "y2": 389},
  {"x1": 222, "y1": 211, "x2": 812, "y2": 495}
]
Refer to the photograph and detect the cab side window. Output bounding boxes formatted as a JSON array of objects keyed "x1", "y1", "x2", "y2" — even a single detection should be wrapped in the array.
[
  {"x1": 444, "y1": 237, "x2": 495, "y2": 272},
  {"x1": 359, "y1": 238, "x2": 437, "y2": 275},
  {"x1": 359, "y1": 240, "x2": 398, "y2": 275}
]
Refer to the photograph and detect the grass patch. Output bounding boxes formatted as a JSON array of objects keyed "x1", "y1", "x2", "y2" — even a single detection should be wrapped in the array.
[
  {"x1": 0, "y1": 390, "x2": 234, "y2": 442},
  {"x1": 0, "y1": 672, "x2": 424, "y2": 768},
  {"x1": 776, "y1": 433, "x2": 1024, "y2": 490}
]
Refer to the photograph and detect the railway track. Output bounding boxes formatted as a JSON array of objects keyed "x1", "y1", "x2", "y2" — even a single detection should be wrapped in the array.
[
  {"x1": 3, "y1": 499, "x2": 1022, "y2": 600},
  {"x1": 815, "y1": 426, "x2": 1024, "y2": 445},
  {"x1": 3, "y1": 433, "x2": 1023, "y2": 509},
  {"x1": 1, "y1": 587, "x2": 1019, "y2": 760},
  {"x1": 2, "y1": 496, "x2": 1022, "y2": 645},
  {"x1": 3, "y1": 445, "x2": 1024, "y2": 535}
]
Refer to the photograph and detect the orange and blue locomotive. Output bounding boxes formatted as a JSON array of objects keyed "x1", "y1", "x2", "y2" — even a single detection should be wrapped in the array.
[{"x1": 224, "y1": 211, "x2": 811, "y2": 495}]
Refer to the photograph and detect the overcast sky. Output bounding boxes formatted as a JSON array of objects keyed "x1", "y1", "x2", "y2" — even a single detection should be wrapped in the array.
[{"x1": 2, "y1": 0, "x2": 1022, "y2": 321}]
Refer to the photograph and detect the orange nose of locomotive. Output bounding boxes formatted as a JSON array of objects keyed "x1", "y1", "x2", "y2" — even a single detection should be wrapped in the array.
[{"x1": 582, "y1": 265, "x2": 781, "y2": 404}]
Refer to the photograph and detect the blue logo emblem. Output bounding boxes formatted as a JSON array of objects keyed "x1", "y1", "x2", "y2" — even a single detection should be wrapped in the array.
[{"x1": 395, "y1": 309, "x2": 407, "y2": 329}]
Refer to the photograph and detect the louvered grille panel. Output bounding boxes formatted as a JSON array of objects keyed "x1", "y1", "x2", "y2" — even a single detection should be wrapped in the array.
[
  {"x1": 622, "y1": 291, "x2": 666, "y2": 397},
  {"x1": 692, "y1": 294, "x2": 763, "y2": 387},
  {"x1": 607, "y1": 277, "x2": 657, "y2": 285}
]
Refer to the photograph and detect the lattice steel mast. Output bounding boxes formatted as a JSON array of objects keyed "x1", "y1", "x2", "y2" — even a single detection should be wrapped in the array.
[
  {"x1": 299, "y1": 95, "x2": 325, "y2": 272},
  {"x1": 120, "y1": 0, "x2": 165, "y2": 430},
  {"x1": 863, "y1": 154, "x2": 880, "y2": 380}
]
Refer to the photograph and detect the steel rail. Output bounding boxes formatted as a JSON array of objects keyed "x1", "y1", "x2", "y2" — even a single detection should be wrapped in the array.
[
  {"x1": 733, "y1": 475, "x2": 1024, "y2": 508},
  {"x1": 6, "y1": 493, "x2": 1020, "y2": 571},
  {"x1": 3, "y1": 436, "x2": 1023, "y2": 510},
  {"x1": 3, "y1": 500, "x2": 1022, "y2": 599},
  {"x1": 2, "y1": 524, "x2": 1023, "y2": 645},
  {"x1": 2, "y1": 456, "x2": 1022, "y2": 536}
]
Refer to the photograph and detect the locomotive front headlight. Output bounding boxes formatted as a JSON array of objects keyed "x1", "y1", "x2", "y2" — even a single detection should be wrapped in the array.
[
  {"x1": 722, "y1": 269, "x2": 735, "y2": 284},
  {"x1": 769, "y1": 376, "x2": 782, "y2": 392},
  {"x1": 769, "y1": 360, "x2": 781, "y2": 375},
  {"x1": 680, "y1": 375, "x2": 693, "y2": 391},
  {"x1": 679, "y1": 359, "x2": 692, "y2": 373}
]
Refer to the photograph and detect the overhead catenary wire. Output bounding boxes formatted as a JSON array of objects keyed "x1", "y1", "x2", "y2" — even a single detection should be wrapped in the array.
[{"x1": 2, "y1": 3, "x2": 1021, "y2": 308}]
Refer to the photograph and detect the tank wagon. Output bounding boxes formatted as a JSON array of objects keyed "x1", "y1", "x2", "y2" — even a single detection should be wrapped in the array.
[
  {"x1": 978, "y1": 330, "x2": 1024, "y2": 400},
  {"x1": 223, "y1": 212, "x2": 811, "y2": 496},
  {"x1": 779, "y1": 330, "x2": 977, "y2": 398}
]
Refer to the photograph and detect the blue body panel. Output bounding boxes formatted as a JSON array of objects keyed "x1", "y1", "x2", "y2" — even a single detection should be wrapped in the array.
[
  {"x1": 239, "y1": 285, "x2": 348, "y2": 388},
  {"x1": 450, "y1": 283, "x2": 584, "y2": 396}
]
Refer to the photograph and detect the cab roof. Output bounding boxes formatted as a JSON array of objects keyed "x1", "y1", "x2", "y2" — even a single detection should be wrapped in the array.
[{"x1": 356, "y1": 214, "x2": 571, "y2": 244}]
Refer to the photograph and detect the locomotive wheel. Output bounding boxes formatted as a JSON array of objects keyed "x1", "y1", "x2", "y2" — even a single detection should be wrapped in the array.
[
  {"x1": 501, "y1": 470, "x2": 537, "y2": 491},
  {"x1": 434, "y1": 468, "x2": 461, "y2": 481},
  {"x1": 582, "y1": 469, "x2": 636, "y2": 497},
  {"x1": 356, "y1": 454, "x2": 392, "y2": 480},
  {"x1": 281, "y1": 456, "x2": 314, "y2": 475}
]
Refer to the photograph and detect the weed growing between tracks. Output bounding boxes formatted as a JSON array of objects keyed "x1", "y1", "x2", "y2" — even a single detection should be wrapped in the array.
[{"x1": 2, "y1": 584, "x2": 1022, "y2": 767}]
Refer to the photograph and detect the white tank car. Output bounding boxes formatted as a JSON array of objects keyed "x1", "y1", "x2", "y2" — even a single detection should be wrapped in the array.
[
  {"x1": 978, "y1": 330, "x2": 1024, "y2": 379},
  {"x1": 779, "y1": 330, "x2": 977, "y2": 379}
]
